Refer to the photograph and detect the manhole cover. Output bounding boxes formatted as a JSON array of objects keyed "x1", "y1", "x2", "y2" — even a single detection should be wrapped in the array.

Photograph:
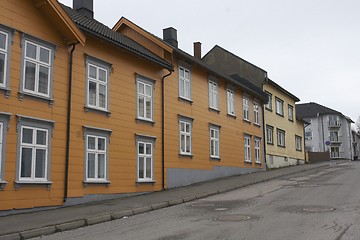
[
  {"x1": 214, "y1": 208, "x2": 228, "y2": 211},
  {"x1": 217, "y1": 214, "x2": 251, "y2": 221},
  {"x1": 191, "y1": 203, "x2": 215, "y2": 208},
  {"x1": 302, "y1": 207, "x2": 335, "y2": 212}
]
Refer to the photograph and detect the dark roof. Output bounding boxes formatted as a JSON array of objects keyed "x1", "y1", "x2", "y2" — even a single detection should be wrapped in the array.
[
  {"x1": 295, "y1": 102, "x2": 342, "y2": 118},
  {"x1": 173, "y1": 48, "x2": 267, "y2": 101},
  {"x1": 267, "y1": 79, "x2": 300, "y2": 102},
  {"x1": 61, "y1": 4, "x2": 173, "y2": 70}
]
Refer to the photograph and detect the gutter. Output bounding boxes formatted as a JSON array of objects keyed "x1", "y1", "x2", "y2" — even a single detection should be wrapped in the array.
[
  {"x1": 64, "y1": 43, "x2": 78, "y2": 202},
  {"x1": 161, "y1": 69, "x2": 173, "y2": 190}
]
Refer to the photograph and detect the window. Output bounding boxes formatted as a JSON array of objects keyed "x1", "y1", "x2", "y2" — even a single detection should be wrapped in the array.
[
  {"x1": 330, "y1": 131, "x2": 339, "y2": 142},
  {"x1": 288, "y1": 105, "x2": 294, "y2": 121},
  {"x1": 21, "y1": 37, "x2": 55, "y2": 99},
  {"x1": 179, "y1": 66, "x2": 191, "y2": 100},
  {"x1": 255, "y1": 138, "x2": 261, "y2": 164},
  {"x1": 84, "y1": 126, "x2": 111, "y2": 183},
  {"x1": 265, "y1": 92, "x2": 272, "y2": 110},
  {"x1": 0, "y1": 113, "x2": 10, "y2": 183},
  {"x1": 275, "y1": 98, "x2": 284, "y2": 116},
  {"x1": 208, "y1": 79, "x2": 219, "y2": 110},
  {"x1": 136, "y1": 135, "x2": 155, "y2": 182},
  {"x1": 266, "y1": 125, "x2": 274, "y2": 144},
  {"x1": 136, "y1": 76, "x2": 154, "y2": 121},
  {"x1": 254, "y1": 102, "x2": 259, "y2": 125},
  {"x1": 243, "y1": 97, "x2": 250, "y2": 121},
  {"x1": 330, "y1": 147, "x2": 340, "y2": 158},
  {"x1": 16, "y1": 116, "x2": 54, "y2": 183},
  {"x1": 227, "y1": 88, "x2": 235, "y2": 116},
  {"x1": 328, "y1": 115, "x2": 341, "y2": 127},
  {"x1": 179, "y1": 116, "x2": 192, "y2": 155},
  {"x1": 0, "y1": 27, "x2": 12, "y2": 92},
  {"x1": 0, "y1": 123, "x2": 2, "y2": 177},
  {"x1": 86, "y1": 56, "x2": 111, "y2": 112},
  {"x1": 305, "y1": 131, "x2": 313, "y2": 140},
  {"x1": 277, "y1": 129, "x2": 286, "y2": 147},
  {"x1": 295, "y1": 135, "x2": 302, "y2": 151},
  {"x1": 244, "y1": 135, "x2": 251, "y2": 163},
  {"x1": 210, "y1": 125, "x2": 220, "y2": 159}
]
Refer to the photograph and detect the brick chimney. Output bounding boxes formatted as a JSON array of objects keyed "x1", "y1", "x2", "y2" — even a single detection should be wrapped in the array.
[
  {"x1": 73, "y1": 0, "x2": 94, "y2": 19},
  {"x1": 193, "y1": 42, "x2": 202, "y2": 59},
  {"x1": 163, "y1": 27, "x2": 178, "y2": 48}
]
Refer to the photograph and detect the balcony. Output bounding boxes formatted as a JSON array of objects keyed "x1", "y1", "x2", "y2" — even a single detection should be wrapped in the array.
[
  {"x1": 328, "y1": 120, "x2": 341, "y2": 128},
  {"x1": 330, "y1": 151, "x2": 342, "y2": 159},
  {"x1": 329, "y1": 136, "x2": 342, "y2": 144}
]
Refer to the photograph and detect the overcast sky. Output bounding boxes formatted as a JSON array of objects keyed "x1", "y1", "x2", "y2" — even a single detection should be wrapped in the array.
[{"x1": 59, "y1": 0, "x2": 360, "y2": 123}]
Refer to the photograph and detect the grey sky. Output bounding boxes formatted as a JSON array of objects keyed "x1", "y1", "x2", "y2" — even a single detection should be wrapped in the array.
[{"x1": 59, "y1": 0, "x2": 360, "y2": 123}]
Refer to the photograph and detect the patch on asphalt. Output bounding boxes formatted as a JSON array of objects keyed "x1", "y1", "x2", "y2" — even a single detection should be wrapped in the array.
[
  {"x1": 215, "y1": 214, "x2": 259, "y2": 222},
  {"x1": 278, "y1": 205, "x2": 336, "y2": 214}
]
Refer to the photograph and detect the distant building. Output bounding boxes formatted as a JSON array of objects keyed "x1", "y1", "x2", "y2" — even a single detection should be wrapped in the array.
[
  {"x1": 352, "y1": 130, "x2": 360, "y2": 160},
  {"x1": 296, "y1": 102, "x2": 354, "y2": 160}
]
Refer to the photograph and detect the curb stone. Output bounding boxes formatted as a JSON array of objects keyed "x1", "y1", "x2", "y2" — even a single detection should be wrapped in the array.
[
  {"x1": 55, "y1": 220, "x2": 86, "y2": 232},
  {"x1": 86, "y1": 215, "x2": 112, "y2": 226},
  {"x1": 0, "y1": 233, "x2": 21, "y2": 240},
  {"x1": 132, "y1": 206, "x2": 152, "y2": 215},
  {"x1": 20, "y1": 226, "x2": 56, "y2": 239},
  {"x1": 111, "y1": 210, "x2": 134, "y2": 220}
]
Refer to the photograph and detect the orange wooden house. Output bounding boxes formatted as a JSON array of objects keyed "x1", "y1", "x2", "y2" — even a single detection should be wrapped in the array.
[{"x1": 0, "y1": 0, "x2": 266, "y2": 212}]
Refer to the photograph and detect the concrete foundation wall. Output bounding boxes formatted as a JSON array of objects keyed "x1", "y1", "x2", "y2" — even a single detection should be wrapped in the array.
[{"x1": 266, "y1": 154, "x2": 305, "y2": 169}]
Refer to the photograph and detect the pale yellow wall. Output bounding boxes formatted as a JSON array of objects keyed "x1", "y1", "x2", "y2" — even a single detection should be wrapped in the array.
[{"x1": 263, "y1": 83, "x2": 304, "y2": 160}]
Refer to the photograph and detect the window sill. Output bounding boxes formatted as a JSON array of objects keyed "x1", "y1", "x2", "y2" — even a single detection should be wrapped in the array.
[
  {"x1": 253, "y1": 123, "x2": 261, "y2": 128},
  {"x1": 178, "y1": 97, "x2": 193, "y2": 104},
  {"x1": 276, "y1": 113, "x2": 284, "y2": 117},
  {"x1": 243, "y1": 119, "x2": 251, "y2": 124},
  {"x1": 84, "y1": 106, "x2": 111, "y2": 117},
  {"x1": 136, "y1": 180, "x2": 155, "y2": 184},
  {"x1": 136, "y1": 118, "x2": 155, "y2": 126},
  {"x1": 83, "y1": 180, "x2": 110, "y2": 186},
  {"x1": 18, "y1": 91, "x2": 54, "y2": 107},
  {"x1": 265, "y1": 108, "x2": 273, "y2": 112},
  {"x1": 227, "y1": 113, "x2": 236, "y2": 119},
  {"x1": 267, "y1": 142, "x2": 274, "y2": 145},
  {"x1": 277, "y1": 145, "x2": 286, "y2": 148},
  {"x1": 255, "y1": 161, "x2": 262, "y2": 165},
  {"x1": 0, "y1": 180, "x2": 7, "y2": 190},
  {"x1": 244, "y1": 160, "x2": 252, "y2": 164},
  {"x1": 208, "y1": 107, "x2": 220, "y2": 113},
  {"x1": 0, "y1": 87, "x2": 10, "y2": 98},
  {"x1": 210, "y1": 156, "x2": 221, "y2": 161},
  {"x1": 14, "y1": 180, "x2": 52, "y2": 190},
  {"x1": 179, "y1": 153, "x2": 193, "y2": 159},
  {"x1": 288, "y1": 119, "x2": 294, "y2": 122}
]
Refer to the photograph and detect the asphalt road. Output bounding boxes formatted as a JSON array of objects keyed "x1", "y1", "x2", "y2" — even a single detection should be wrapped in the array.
[{"x1": 33, "y1": 162, "x2": 360, "y2": 240}]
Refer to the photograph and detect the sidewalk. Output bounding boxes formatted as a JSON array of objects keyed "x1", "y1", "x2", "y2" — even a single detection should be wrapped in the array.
[{"x1": 0, "y1": 162, "x2": 336, "y2": 240}]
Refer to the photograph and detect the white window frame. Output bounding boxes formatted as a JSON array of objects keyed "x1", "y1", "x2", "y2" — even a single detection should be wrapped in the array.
[
  {"x1": 277, "y1": 129, "x2": 286, "y2": 147},
  {"x1": 266, "y1": 125, "x2": 274, "y2": 144},
  {"x1": 305, "y1": 131, "x2": 313, "y2": 140},
  {"x1": 136, "y1": 76, "x2": 154, "y2": 121},
  {"x1": 295, "y1": 135, "x2": 302, "y2": 151},
  {"x1": 137, "y1": 141, "x2": 153, "y2": 182},
  {"x1": 288, "y1": 105, "x2": 294, "y2": 121},
  {"x1": 254, "y1": 102, "x2": 259, "y2": 125},
  {"x1": 330, "y1": 146, "x2": 340, "y2": 158},
  {"x1": 227, "y1": 88, "x2": 235, "y2": 116},
  {"x1": 208, "y1": 79, "x2": 218, "y2": 110},
  {"x1": 210, "y1": 125, "x2": 220, "y2": 159},
  {"x1": 83, "y1": 126, "x2": 111, "y2": 183},
  {"x1": 255, "y1": 138, "x2": 261, "y2": 164},
  {"x1": 0, "y1": 30, "x2": 9, "y2": 88},
  {"x1": 179, "y1": 65, "x2": 191, "y2": 100},
  {"x1": 0, "y1": 123, "x2": 3, "y2": 177},
  {"x1": 19, "y1": 126, "x2": 49, "y2": 181},
  {"x1": 275, "y1": 97, "x2": 284, "y2": 116},
  {"x1": 265, "y1": 92, "x2": 272, "y2": 110},
  {"x1": 21, "y1": 37, "x2": 55, "y2": 99},
  {"x1": 243, "y1": 96, "x2": 250, "y2": 121},
  {"x1": 244, "y1": 135, "x2": 251, "y2": 163},
  {"x1": 0, "y1": 113, "x2": 10, "y2": 183},
  {"x1": 179, "y1": 116, "x2": 192, "y2": 155}
]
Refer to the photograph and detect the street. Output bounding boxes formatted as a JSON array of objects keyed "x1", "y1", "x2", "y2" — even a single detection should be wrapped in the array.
[{"x1": 34, "y1": 162, "x2": 360, "y2": 240}]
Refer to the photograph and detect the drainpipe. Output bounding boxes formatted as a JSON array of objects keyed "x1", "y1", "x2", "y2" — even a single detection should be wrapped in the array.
[
  {"x1": 262, "y1": 105, "x2": 268, "y2": 170},
  {"x1": 64, "y1": 43, "x2": 78, "y2": 202},
  {"x1": 161, "y1": 69, "x2": 173, "y2": 190}
]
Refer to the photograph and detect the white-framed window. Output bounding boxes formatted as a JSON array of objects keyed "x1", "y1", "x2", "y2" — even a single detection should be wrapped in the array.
[
  {"x1": 179, "y1": 66, "x2": 191, "y2": 100},
  {"x1": 275, "y1": 97, "x2": 284, "y2": 116},
  {"x1": 227, "y1": 88, "x2": 235, "y2": 116},
  {"x1": 330, "y1": 146, "x2": 340, "y2": 158},
  {"x1": 179, "y1": 116, "x2": 192, "y2": 155},
  {"x1": 210, "y1": 125, "x2": 220, "y2": 158},
  {"x1": 328, "y1": 115, "x2": 341, "y2": 127},
  {"x1": 277, "y1": 129, "x2": 285, "y2": 147},
  {"x1": 288, "y1": 105, "x2": 294, "y2": 121},
  {"x1": 136, "y1": 136, "x2": 155, "y2": 182},
  {"x1": 254, "y1": 102, "x2": 259, "y2": 125},
  {"x1": 136, "y1": 76, "x2": 154, "y2": 121},
  {"x1": 84, "y1": 126, "x2": 111, "y2": 183},
  {"x1": 19, "y1": 126, "x2": 48, "y2": 181},
  {"x1": 0, "y1": 113, "x2": 10, "y2": 182},
  {"x1": 86, "y1": 57, "x2": 111, "y2": 111},
  {"x1": 0, "y1": 29, "x2": 10, "y2": 89},
  {"x1": 243, "y1": 97, "x2": 250, "y2": 121},
  {"x1": 255, "y1": 138, "x2": 261, "y2": 163},
  {"x1": 330, "y1": 131, "x2": 340, "y2": 142},
  {"x1": 244, "y1": 135, "x2": 251, "y2": 163},
  {"x1": 266, "y1": 125, "x2": 274, "y2": 144},
  {"x1": 265, "y1": 92, "x2": 272, "y2": 110},
  {"x1": 295, "y1": 135, "x2": 302, "y2": 151},
  {"x1": 21, "y1": 37, "x2": 55, "y2": 98},
  {"x1": 305, "y1": 131, "x2": 313, "y2": 140},
  {"x1": 0, "y1": 123, "x2": 3, "y2": 176},
  {"x1": 208, "y1": 79, "x2": 218, "y2": 110}
]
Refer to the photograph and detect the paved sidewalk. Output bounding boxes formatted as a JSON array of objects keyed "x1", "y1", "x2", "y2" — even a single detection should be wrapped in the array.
[{"x1": 0, "y1": 162, "x2": 337, "y2": 240}]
